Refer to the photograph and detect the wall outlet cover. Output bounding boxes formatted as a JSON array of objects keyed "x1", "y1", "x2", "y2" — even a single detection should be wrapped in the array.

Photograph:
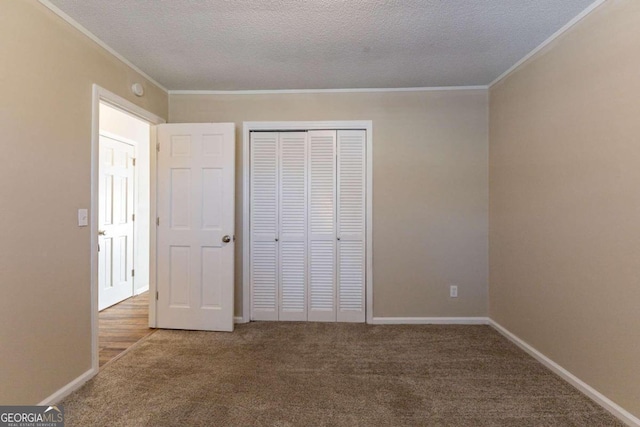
[{"x1": 78, "y1": 209, "x2": 88, "y2": 227}]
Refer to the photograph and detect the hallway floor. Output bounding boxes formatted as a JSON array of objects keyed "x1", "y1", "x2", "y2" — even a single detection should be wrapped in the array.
[{"x1": 99, "y1": 292, "x2": 155, "y2": 367}]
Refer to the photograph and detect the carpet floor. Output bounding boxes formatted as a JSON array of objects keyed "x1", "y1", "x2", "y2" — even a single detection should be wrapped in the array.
[{"x1": 61, "y1": 323, "x2": 623, "y2": 426}]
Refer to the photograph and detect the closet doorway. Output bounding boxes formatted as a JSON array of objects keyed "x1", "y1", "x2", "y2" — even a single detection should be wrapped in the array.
[{"x1": 242, "y1": 122, "x2": 373, "y2": 324}]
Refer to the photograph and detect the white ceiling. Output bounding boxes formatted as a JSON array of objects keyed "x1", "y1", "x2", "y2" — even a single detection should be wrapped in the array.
[{"x1": 48, "y1": 0, "x2": 597, "y2": 91}]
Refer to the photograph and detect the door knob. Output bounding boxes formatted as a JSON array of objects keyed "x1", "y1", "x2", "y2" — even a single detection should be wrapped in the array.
[
  {"x1": 98, "y1": 230, "x2": 106, "y2": 236},
  {"x1": 222, "y1": 235, "x2": 231, "y2": 243}
]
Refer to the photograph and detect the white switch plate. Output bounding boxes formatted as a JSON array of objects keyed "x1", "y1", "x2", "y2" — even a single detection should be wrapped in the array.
[
  {"x1": 450, "y1": 285, "x2": 458, "y2": 298},
  {"x1": 78, "y1": 209, "x2": 88, "y2": 227}
]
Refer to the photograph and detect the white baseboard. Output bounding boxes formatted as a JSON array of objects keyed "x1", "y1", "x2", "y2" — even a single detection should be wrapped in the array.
[
  {"x1": 134, "y1": 285, "x2": 149, "y2": 296},
  {"x1": 38, "y1": 367, "x2": 97, "y2": 405},
  {"x1": 233, "y1": 316, "x2": 489, "y2": 325},
  {"x1": 371, "y1": 317, "x2": 489, "y2": 325},
  {"x1": 489, "y1": 319, "x2": 640, "y2": 427}
]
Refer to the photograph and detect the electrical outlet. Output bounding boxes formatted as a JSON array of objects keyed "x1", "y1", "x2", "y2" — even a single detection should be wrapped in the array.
[{"x1": 450, "y1": 285, "x2": 458, "y2": 298}]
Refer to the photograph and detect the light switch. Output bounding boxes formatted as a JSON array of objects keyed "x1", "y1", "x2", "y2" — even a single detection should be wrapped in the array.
[{"x1": 78, "y1": 209, "x2": 88, "y2": 227}]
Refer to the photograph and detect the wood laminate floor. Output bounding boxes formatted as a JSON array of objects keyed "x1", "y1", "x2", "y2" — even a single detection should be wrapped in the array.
[{"x1": 98, "y1": 292, "x2": 156, "y2": 368}]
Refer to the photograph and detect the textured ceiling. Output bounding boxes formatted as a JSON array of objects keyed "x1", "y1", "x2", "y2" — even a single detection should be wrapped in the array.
[{"x1": 48, "y1": 0, "x2": 597, "y2": 90}]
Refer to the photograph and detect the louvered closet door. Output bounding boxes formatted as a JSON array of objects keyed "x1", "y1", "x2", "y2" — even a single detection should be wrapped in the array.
[
  {"x1": 307, "y1": 131, "x2": 337, "y2": 322},
  {"x1": 278, "y1": 132, "x2": 308, "y2": 321},
  {"x1": 337, "y1": 130, "x2": 366, "y2": 322},
  {"x1": 250, "y1": 132, "x2": 279, "y2": 321},
  {"x1": 250, "y1": 128, "x2": 366, "y2": 323}
]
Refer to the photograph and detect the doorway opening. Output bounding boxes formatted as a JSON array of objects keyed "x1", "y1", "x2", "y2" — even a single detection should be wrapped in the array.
[
  {"x1": 98, "y1": 102, "x2": 150, "y2": 309},
  {"x1": 90, "y1": 85, "x2": 165, "y2": 371},
  {"x1": 97, "y1": 102, "x2": 153, "y2": 366}
]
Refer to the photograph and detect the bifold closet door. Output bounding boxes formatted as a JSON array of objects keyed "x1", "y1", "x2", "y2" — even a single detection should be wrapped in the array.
[
  {"x1": 307, "y1": 130, "x2": 366, "y2": 323},
  {"x1": 250, "y1": 132, "x2": 279, "y2": 321},
  {"x1": 250, "y1": 129, "x2": 366, "y2": 323},
  {"x1": 278, "y1": 132, "x2": 308, "y2": 321},
  {"x1": 251, "y1": 132, "x2": 308, "y2": 321},
  {"x1": 307, "y1": 130, "x2": 337, "y2": 322},
  {"x1": 337, "y1": 130, "x2": 366, "y2": 322}
]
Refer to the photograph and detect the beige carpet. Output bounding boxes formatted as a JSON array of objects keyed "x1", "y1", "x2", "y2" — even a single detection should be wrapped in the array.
[{"x1": 62, "y1": 323, "x2": 623, "y2": 426}]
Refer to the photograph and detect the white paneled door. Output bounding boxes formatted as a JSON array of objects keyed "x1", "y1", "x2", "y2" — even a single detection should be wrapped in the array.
[
  {"x1": 98, "y1": 135, "x2": 136, "y2": 310},
  {"x1": 156, "y1": 123, "x2": 235, "y2": 331},
  {"x1": 250, "y1": 129, "x2": 366, "y2": 323}
]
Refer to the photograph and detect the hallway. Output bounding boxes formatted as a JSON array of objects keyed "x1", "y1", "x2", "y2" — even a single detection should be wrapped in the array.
[{"x1": 99, "y1": 292, "x2": 155, "y2": 367}]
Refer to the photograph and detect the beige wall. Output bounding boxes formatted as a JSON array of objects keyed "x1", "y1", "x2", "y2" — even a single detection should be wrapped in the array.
[
  {"x1": 170, "y1": 90, "x2": 489, "y2": 319},
  {"x1": 0, "y1": 1, "x2": 167, "y2": 404},
  {"x1": 490, "y1": 0, "x2": 640, "y2": 418}
]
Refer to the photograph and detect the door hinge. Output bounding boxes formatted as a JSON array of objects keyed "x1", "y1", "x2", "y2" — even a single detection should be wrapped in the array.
[
  {"x1": 132, "y1": 213, "x2": 135, "y2": 221},
  {"x1": 156, "y1": 291, "x2": 159, "y2": 300},
  {"x1": 131, "y1": 269, "x2": 135, "y2": 277},
  {"x1": 156, "y1": 217, "x2": 160, "y2": 226},
  {"x1": 156, "y1": 143, "x2": 160, "y2": 152},
  {"x1": 132, "y1": 158, "x2": 136, "y2": 166},
  {"x1": 97, "y1": 243, "x2": 100, "y2": 252}
]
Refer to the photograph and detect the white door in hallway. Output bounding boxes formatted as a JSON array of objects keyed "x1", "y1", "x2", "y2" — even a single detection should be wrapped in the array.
[
  {"x1": 98, "y1": 135, "x2": 136, "y2": 310},
  {"x1": 156, "y1": 123, "x2": 235, "y2": 331}
]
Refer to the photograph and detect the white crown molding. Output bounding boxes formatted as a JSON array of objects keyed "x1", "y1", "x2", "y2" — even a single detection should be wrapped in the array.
[
  {"x1": 370, "y1": 317, "x2": 489, "y2": 325},
  {"x1": 38, "y1": 0, "x2": 168, "y2": 93},
  {"x1": 489, "y1": 0, "x2": 608, "y2": 88},
  {"x1": 490, "y1": 319, "x2": 640, "y2": 427},
  {"x1": 169, "y1": 86, "x2": 488, "y2": 96}
]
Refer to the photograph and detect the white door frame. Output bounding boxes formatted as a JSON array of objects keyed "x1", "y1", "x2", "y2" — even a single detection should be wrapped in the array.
[
  {"x1": 91, "y1": 84, "x2": 165, "y2": 372},
  {"x1": 242, "y1": 121, "x2": 373, "y2": 324}
]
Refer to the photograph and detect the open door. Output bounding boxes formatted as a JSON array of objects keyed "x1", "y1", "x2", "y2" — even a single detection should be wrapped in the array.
[
  {"x1": 156, "y1": 123, "x2": 235, "y2": 331},
  {"x1": 98, "y1": 135, "x2": 136, "y2": 310}
]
